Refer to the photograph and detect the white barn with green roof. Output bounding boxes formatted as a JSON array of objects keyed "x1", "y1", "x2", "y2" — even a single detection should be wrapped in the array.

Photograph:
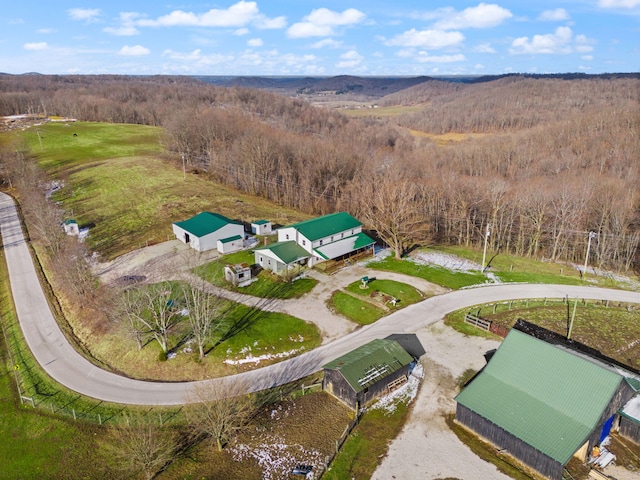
[
  {"x1": 277, "y1": 212, "x2": 374, "y2": 267},
  {"x1": 172, "y1": 212, "x2": 244, "y2": 253},
  {"x1": 455, "y1": 327, "x2": 638, "y2": 480}
]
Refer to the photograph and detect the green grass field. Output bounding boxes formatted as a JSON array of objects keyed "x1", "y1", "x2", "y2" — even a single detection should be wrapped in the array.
[
  {"x1": 15, "y1": 122, "x2": 308, "y2": 260},
  {"x1": 329, "y1": 291, "x2": 385, "y2": 325}
]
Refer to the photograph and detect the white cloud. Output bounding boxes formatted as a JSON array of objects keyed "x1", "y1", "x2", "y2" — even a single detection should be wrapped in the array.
[
  {"x1": 104, "y1": 12, "x2": 141, "y2": 36},
  {"x1": 235, "y1": 28, "x2": 250, "y2": 36},
  {"x1": 598, "y1": 0, "x2": 640, "y2": 7},
  {"x1": 582, "y1": 55, "x2": 594, "y2": 60},
  {"x1": 509, "y1": 26, "x2": 576, "y2": 54},
  {"x1": 24, "y1": 42, "x2": 48, "y2": 50},
  {"x1": 414, "y1": 52, "x2": 466, "y2": 63},
  {"x1": 310, "y1": 38, "x2": 343, "y2": 49},
  {"x1": 473, "y1": 43, "x2": 496, "y2": 53},
  {"x1": 104, "y1": 26, "x2": 139, "y2": 36},
  {"x1": 336, "y1": 49, "x2": 363, "y2": 68},
  {"x1": 287, "y1": 8, "x2": 365, "y2": 38},
  {"x1": 37, "y1": 28, "x2": 55, "y2": 34},
  {"x1": 538, "y1": 8, "x2": 570, "y2": 21},
  {"x1": 118, "y1": 45, "x2": 150, "y2": 56},
  {"x1": 385, "y1": 28, "x2": 464, "y2": 49},
  {"x1": 68, "y1": 8, "x2": 101, "y2": 22},
  {"x1": 163, "y1": 49, "x2": 203, "y2": 61},
  {"x1": 433, "y1": 3, "x2": 513, "y2": 29},
  {"x1": 137, "y1": 1, "x2": 285, "y2": 29},
  {"x1": 247, "y1": 38, "x2": 263, "y2": 47}
]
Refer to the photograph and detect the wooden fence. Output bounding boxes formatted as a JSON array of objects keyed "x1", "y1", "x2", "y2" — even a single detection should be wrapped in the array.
[{"x1": 464, "y1": 313, "x2": 509, "y2": 338}]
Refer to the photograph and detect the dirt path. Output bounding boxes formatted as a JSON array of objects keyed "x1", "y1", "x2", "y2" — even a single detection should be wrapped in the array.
[{"x1": 372, "y1": 323, "x2": 512, "y2": 480}]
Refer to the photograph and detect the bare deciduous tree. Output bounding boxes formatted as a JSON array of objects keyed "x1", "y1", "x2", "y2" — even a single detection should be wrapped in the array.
[
  {"x1": 187, "y1": 380, "x2": 257, "y2": 452},
  {"x1": 123, "y1": 282, "x2": 181, "y2": 354},
  {"x1": 105, "y1": 413, "x2": 179, "y2": 480},
  {"x1": 180, "y1": 278, "x2": 225, "y2": 360},
  {"x1": 354, "y1": 167, "x2": 430, "y2": 259}
]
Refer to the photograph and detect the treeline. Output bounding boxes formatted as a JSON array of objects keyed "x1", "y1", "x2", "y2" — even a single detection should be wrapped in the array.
[{"x1": 1, "y1": 74, "x2": 638, "y2": 271}]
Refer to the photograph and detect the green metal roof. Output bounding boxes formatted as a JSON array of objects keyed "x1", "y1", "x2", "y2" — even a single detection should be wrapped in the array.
[
  {"x1": 173, "y1": 212, "x2": 240, "y2": 237},
  {"x1": 254, "y1": 241, "x2": 310, "y2": 265},
  {"x1": 314, "y1": 232, "x2": 375, "y2": 260},
  {"x1": 455, "y1": 329, "x2": 624, "y2": 465},
  {"x1": 252, "y1": 219, "x2": 270, "y2": 225},
  {"x1": 287, "y1": 212, "x2": 362, "y2": 241},
  {"x1": 323, "y1": 339, "x2": 413, "y2": 393},
  {"x1": 219, "y1": 235, "x2": 242, "y2": 244}
]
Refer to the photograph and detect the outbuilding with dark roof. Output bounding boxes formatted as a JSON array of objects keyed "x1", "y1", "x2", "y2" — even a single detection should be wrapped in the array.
[{"x1": 323, "y1": 338, "x2": 414, "y2": 411}]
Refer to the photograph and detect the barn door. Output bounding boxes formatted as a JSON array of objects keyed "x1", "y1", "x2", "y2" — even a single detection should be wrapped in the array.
[
  {"x1": 599, "y1": 415, "x2": 615, "y2": 444},
  {"x1": 185, "y1": 233, "x2": 190, "y2": 244}
]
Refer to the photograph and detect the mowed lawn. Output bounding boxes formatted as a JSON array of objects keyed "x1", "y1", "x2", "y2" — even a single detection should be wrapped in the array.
[{"x1": 17, "y1": 122, "x2": 307, "y2": 260}]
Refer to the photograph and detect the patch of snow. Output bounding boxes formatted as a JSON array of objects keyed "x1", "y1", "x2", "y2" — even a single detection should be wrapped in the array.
[
  {"x1": 367, "y1": 363, "x2": 423, "y2": 415},
  {"x1": 223, "y1": 347, "x2": 304, "y2": 365},
  {"x1": 410, "y1": 251, "x2": 481, "y2": 272},
  {"x1": 230, "y1": 435, "x2": 323, "y2": 480}
]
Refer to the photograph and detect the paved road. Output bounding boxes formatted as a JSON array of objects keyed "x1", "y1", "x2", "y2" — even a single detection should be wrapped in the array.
[{"x1": 2, "y1": 191, "x2": 639, "y2": 405}]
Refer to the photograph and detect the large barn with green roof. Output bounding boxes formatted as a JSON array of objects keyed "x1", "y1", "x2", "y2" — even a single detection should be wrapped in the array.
[
  {"x1": 172, "y1": 212, "x2": 244, "y2": 252},
  {"x1": 455, "y1": 325, "x2": 638, "y2": 480}
]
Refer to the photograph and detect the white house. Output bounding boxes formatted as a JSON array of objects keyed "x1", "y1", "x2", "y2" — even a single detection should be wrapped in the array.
[
  {"x1": 251, "y1": 220, "x2": 273, "y2": 236},
  {"x1": 276, "y1": 212, "x2": 375, "y2": 267},
  {"x1": 254, "y1": 241, "x2": 310, "y2": 275},
  {"x1": 172, "y1": 212, "x2": 244, "y2": 253}
]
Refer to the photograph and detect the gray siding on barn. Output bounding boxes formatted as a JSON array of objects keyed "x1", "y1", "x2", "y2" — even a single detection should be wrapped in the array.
[
  {"x1": 323, "y1": 364, "x2": 411, "y2": 411},
  {"x1": 619, "y1": 416, "x2": 640, "y2": 444},
  {"x1": 583, "y1": 380, "x2": 636, "y2": 449},
  {"x1": 455, "y1": 404, "x2": 564, "y2": 480}
]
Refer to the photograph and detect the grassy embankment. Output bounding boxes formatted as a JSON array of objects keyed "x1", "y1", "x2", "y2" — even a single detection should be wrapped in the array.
[
  {"x1": 329, "y1": 278, "x2": 424, "y2": 325},
  {"x1": 10, "y1": 122, "x2": 322, "y2": 381}
]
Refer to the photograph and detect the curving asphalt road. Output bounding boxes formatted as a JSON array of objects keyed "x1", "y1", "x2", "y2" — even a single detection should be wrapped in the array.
[{"x1": 2, "y1": 191, "x2": 639, "y2": 405}]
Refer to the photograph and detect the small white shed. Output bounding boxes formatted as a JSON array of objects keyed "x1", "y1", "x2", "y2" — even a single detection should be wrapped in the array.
[
  {"x1": 63, "y1": 219, "x2": 80, "y2": 236},
  {"x1": 217, "y1": 235, "x2": 243, "y2": 254},
  {"x1": 251, "y1": 220, "x2": 273, "y2": 236}
]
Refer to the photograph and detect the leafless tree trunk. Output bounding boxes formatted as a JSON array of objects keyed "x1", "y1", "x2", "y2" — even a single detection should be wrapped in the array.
[
  {"x1": 105, "y1": 412, "x2": 179, "y2": 480},
  {"x1": 123, "y1": 282, "x2": 180, "y2": 353},
  {"x1": 353, "y1": 167, "x2": 430, "y2": 259},
  {"x1": 187, "y1": 380, "x2": 257, "y2": 452},
  {"x1": 180, "y1": 278, "x2": 225, "y2": 360}
]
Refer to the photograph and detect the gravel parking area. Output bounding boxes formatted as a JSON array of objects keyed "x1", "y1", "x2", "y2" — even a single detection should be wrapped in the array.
[{"x1": 372, "y1": 323, "x2": 512, "y2": 480}]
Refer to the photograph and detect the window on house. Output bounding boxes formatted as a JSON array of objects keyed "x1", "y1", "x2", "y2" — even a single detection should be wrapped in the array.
[
  {"x1": 302, "y1": 240, "x2": 306, "y2": 246},
  {"x1": 286, "y1": 234, "x2": 289, "y2": 240},
  {"x1": 341, "y1": 233, "x2": 344, "y2": 238},
  {"x1": 259, "y1": 256, "x2": 263, "y2": 262},
  {"x1": 319, "y1": 239, "x2": 323, "y2": 245},
  {"x1": 331, "y1": 236, "x2": 334, "y2": 242}
]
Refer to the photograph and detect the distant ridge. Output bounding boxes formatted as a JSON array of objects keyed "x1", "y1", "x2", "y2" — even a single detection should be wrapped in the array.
[{"x1": 194, "y1": 74, "x2": 435, "y2": 98}]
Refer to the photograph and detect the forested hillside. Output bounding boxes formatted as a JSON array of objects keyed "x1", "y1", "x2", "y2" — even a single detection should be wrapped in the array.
[{"x1": 1, "y1": 74, "x2": 638, "y2": 272}]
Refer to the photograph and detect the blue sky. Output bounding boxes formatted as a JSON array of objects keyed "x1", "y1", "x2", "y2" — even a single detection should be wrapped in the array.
[{"x1": 2, "y1": 1, "x2": 639, "y2": 75}]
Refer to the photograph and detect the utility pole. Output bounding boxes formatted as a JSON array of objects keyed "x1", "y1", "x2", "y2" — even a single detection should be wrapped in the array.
[
  {"x1": 481, "y1": 223, "x2": 491, "y2": 272},
  {"x1": 582, "y1": 231, "x2": 596, "y2": 278},
  {"x1": 180, "y1": 152, "x2": 186, "y2": 180}
]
